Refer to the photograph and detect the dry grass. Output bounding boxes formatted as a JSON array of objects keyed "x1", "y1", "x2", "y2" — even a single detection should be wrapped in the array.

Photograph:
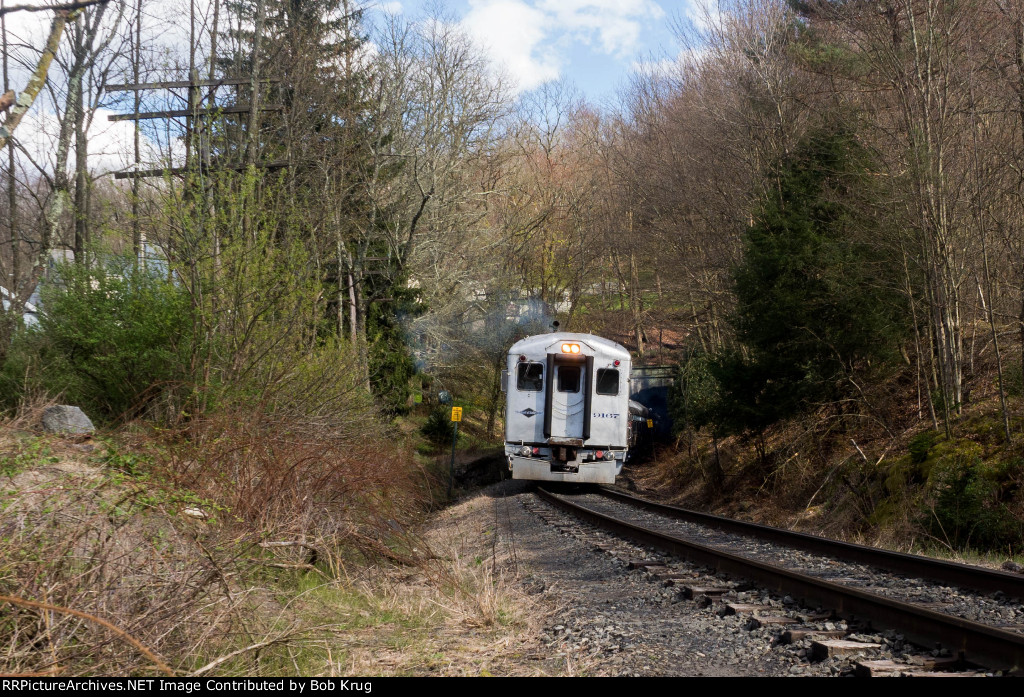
[
  {"x1": 0, "y1": 398, "x2": 423, "y2": 676},
  {"x1": 302, "y1": 491, "x2": 568, "y2": 677},
  {"x1": 143, "y1": 411, "x2": 428, "y2": 561},
  {"x1": 1, "y1": 397, "x2": 557, "y2": 677},
  {"x1": 0, "y1": 426, "x2": 251, "y2": 675}
]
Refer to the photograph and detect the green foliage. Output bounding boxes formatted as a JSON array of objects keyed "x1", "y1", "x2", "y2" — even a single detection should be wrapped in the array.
[
  {"x1": 909, "y1": 431, "x2": 940, "y2": 465},
  {"x1": 715, "y1": 128, "x2": 908, "y2": 434},
  {"x1": 367, "y1": 276, "x2": 422, "y2": 416},
  {"x1": 0, "y1": 328, "x2": 40, "y2": 412},
  {"x1": 30, "y1": 258, "x2": 193, "y2": 422},
  {"x1": 0, "y1": 439, "x2": 57, "y2": 477},
  {"x1": 100, "y1": 444, "x2": 151, "y2": 477},
  {"x1": 668, "y1": 347, "x2": 721, "y2": 435},
  {"x1": 926, "y1": 453, "x2": 1024, "y2": 553},
  {"x1": 421, "y1": 407, "x2": 457, "y2": 446},
  {"x1": 174, "y1": 170, "x2": 375, "y2": 425}
]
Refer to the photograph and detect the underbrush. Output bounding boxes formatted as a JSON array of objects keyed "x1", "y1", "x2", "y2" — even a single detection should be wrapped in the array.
[
  {"x1": 150, "y1": 411, "x2": 428, "y2": 561},
  {"x1": 647, "y1": 350, "x2": 1024, "y2": 561},
  {"x1": 0, "y1": 394, "x2": 532, "y2": 676},
  {"x1": 0, "y1": 410, "x2": 250, "y2": 675}
]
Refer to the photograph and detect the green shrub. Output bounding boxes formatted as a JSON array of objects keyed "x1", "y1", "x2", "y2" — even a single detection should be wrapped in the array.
[
  {"x1": 908, "y1": 431, "x2": 939, "y2": 465},
  {"x1": 366, "y1": 277, "x2": 421, "y2": 416},
  {"x1": 721, "y1": 128, "x2": 909, "y2": 434},
  {"x1": 925, "y1": 454, "x2": 1024, "y2": 553},
  {"x1": 421, "y1": 407, "x2": 457, "y2": 446},
  {"x1": 33, "y1": 258, "x2": 194, "y2": 422},
  {"x1": 668, "y1": 347, "x2": 720, "y2": 435},
  {"x1": 0, "y1": 328, "x2": 42, "y2": 412}
]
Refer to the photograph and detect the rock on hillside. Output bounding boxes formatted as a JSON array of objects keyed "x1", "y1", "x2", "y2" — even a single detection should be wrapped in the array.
[{"x1": 41, "y1": 405, "x2": 94, "y2": 435}]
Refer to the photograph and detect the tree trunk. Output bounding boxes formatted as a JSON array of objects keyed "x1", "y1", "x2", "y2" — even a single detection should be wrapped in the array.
[
  {"x1": 73, "y1": 42, "x2": 87, "y2": 264},
  {"x1": 0, "y1": 10, "x2": 73, "y2": 151}
]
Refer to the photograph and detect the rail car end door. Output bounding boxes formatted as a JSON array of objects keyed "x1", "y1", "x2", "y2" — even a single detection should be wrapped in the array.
[{"x1": 545, "y1": 352, "x2": 591, "y2": 442}]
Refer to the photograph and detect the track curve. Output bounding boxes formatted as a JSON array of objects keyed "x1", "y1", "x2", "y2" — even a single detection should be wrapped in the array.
[{"x1": 536, "y1": 485, "x2": 1024, "y2": 672}]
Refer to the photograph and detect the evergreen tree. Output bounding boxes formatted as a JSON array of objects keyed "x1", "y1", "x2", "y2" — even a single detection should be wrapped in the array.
[
  {"x1": 365, "y1": 271, "x2": 422, "y2": 415},
  {"x1": 713, "y1": 128, "x2": 908, "y2": 435},
  {"x1": 219, "y1": 1, "x2": 417, "y2": 411}
]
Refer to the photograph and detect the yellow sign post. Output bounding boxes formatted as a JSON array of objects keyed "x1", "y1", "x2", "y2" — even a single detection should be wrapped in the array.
[{"x1": 448, "y1": 406, "x2": 462, "y2": 498}]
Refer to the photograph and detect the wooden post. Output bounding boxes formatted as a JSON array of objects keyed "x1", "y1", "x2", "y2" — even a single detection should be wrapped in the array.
[{"x1": 131, "y1": 0, "x2": 140, "y2": 263}]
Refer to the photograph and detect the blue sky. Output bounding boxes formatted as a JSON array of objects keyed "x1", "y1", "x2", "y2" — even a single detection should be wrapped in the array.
[
  {"x1": 0, "y1": 0, "x2": 697, "y2": 174},
  {"x1": 5, "y1": 1, "x2": 693, "y2": 104},
  {"x1": 369, "y1": 0, "x2": 692, "y2": 101}
]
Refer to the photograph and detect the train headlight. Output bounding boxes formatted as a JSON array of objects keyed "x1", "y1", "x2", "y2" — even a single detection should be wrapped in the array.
[
  {"x1": 561, "y1": 343, "x2": 580, "y2": 354},
  {"x1": 520, "y1": 445, "x2": 532, "y2": 457},
  {"x1": 604, "y1": 451, "x2": 614, "y2": 461}
]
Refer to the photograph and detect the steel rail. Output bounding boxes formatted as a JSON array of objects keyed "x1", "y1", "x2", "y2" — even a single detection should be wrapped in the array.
[
  {"x1": 598, "y1": 486, "x2": 1024, "y2": 598},
  {"x1": 536, "y1": 486, "x2": 1024, "y2": 672}
]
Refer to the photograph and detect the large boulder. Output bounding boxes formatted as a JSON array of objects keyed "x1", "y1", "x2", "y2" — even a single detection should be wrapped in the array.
[{"x1": 41, "y1": 405, "x2": 95, "y2": 435}]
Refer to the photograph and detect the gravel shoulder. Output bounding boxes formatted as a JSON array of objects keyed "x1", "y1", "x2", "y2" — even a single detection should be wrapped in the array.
[{"x1": 396, "y1": 478, "x2": 1006, "y2": 676}]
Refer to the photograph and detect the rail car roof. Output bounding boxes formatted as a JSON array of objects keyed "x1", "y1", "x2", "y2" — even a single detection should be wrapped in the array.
[{"x1": 509, "y1": 333, "x2": 630, "y2": 361}]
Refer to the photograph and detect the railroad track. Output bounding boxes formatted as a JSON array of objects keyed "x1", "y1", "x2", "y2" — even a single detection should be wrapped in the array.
[
  {"x1": 533, "y1": 485, "x2": 1024, "y2": 675},
  {"x1": 597, "y1": 486, "x2": 1024, "y2": 597}
]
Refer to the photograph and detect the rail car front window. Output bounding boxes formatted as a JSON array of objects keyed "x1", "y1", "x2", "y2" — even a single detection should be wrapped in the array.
[
  {"x1": 596, "y1": 368, "x2": 620, "y2": 395},
  {"x1": 557, "y1": 366, "x2": 581, "y2": 393},
  {"x1": 517, "y1": 362, "x2": 544, "y2": 391}
]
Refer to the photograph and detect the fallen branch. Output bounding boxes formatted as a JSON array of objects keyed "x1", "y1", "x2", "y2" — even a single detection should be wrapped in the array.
[
  {"x1": 253, "y1": 560, "x2": 331, "y2": 580},
  {"x1": 258, "y1": 540, "x2": 320, "y2": 565},
  {"x1": 0, "y1": 594, "x2": 175, "y2": 676},
  {"x1": 189, "y1": 635, "x2": 292, "y2": 677}
]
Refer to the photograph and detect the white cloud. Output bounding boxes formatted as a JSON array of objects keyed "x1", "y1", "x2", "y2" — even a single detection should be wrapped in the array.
[
  {"x1": 0, "y1": 0, "x2": 211, "y2": 177},
  {"x1": 461, "y1": 0, "x2": 560, "y2": 93},
  {"x1": 536, "y1": 0, "x2": 664, "y2": 56},
  {"x1": 459, "y1": 0, "x2": 666, "y2": 94},
  {"x1": 374, "y1": 1, "x2": 405, "y2": 14},
  {"x1": 15, "y1": 106, "x2": 180, "y2": 177},
  {"x1": 683, "y1": 0, "x2": 725, "y2": 34}
]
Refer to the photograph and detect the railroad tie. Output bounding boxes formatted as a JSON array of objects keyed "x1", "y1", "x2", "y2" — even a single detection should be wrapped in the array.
[
  {"x1": 718, "y1": 603, "x2": 765, "y2": 616},
  {"x1": 810, "y1": 639, "x2": 883, "y2": 661},
  {"x1": 854, "y1": 659, "x2": 981, "y2": 678},
  {"x1": 746, "y1": 615, "x2": 799, "y2": 630},
  {"x1": 779, "y1": 629, "x2": 849, "y2": 644}
]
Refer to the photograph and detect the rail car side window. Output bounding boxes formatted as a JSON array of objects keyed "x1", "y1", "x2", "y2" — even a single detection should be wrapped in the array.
[
  {"x1": 557, "y1": 366, "x2": 581, "y2": 393},
  {"x1": 596, "y1": 368, "x2": 619, "y2": 395},
  {"x1": 517, "y1": 362, "x2": 544, "y2": 391}
]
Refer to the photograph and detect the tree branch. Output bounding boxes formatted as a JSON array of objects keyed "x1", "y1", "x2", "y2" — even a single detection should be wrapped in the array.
[
  {"x1": 0, "y1": 8, "x2": 77, "y2": 149},
  {"x1": 0, "y1": 1, "x2": 108, "y2": 16}
]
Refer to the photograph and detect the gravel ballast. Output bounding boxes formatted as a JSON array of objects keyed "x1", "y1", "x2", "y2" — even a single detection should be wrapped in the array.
[{"x1": 474, "y1": 480, "x2": 1005, "y2": 676}]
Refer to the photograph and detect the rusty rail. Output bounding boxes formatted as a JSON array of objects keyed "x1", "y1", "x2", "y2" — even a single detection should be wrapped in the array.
[{"x1": 537, "y1": 487, "x2": 1024, "y2": 672}]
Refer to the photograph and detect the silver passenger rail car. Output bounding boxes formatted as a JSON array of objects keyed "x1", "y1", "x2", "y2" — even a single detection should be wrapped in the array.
[{"x1": 502, "y1": 332, "x2": 632, "y2": 484}]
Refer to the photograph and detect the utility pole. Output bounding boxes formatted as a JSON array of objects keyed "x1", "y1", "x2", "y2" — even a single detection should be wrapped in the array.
[
  {"x1": 104, "y1": 78, "x2": 284, "y2": 179},
  {"x1": 104, "y1": 0, "x2": 283, "y2": 188}
]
